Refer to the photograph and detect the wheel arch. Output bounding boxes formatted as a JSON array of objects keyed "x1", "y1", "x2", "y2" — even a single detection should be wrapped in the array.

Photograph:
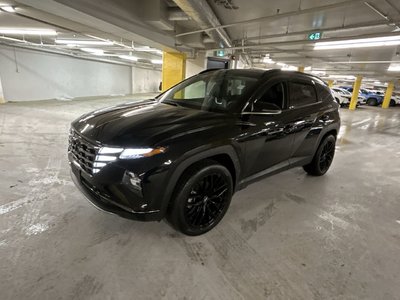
[{"x1": 158, "y1": 145, "x2": 241, "y2": 218}]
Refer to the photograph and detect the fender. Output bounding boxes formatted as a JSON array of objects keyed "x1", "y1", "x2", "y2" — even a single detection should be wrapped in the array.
[{"x1": 157, "y1": 144, "x2": 241, "y2": 218}]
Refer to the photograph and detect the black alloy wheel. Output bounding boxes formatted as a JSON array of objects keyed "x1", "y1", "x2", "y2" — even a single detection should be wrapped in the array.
[
  {"x1": 303, "y1": 135, "x2": 336, "y2": 176},
  {"x1": 167, "y1": 160, "x2": 233, "y2": 235}
]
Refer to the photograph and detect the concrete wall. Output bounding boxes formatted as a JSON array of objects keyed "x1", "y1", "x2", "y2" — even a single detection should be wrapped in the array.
[
  {"x1": 186, "y1": 52, "x2": 206, "y2": 78},
  {"x1": 0, "y1": 46, "x2": 143, "y2": 102},
  {"x1": 131, "y1": 67, "x2": 161, "y2": 93}
]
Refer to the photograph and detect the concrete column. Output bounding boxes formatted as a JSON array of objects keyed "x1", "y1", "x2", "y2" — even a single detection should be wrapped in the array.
[
  {"x1": 162, "y1": 52, "x2": 186, "y2": 91},
  {"x1": 349, "y1": 76, "x2": 362, "y2": 110},
  {"x1": 297, "y1": 66, "x2": 305, "y2": 72},
  {"x1": 327, "y1": 80, "x2": 334, "y2": 88},
  {"x1": 382, "y1": 81, "x2": 394, "y2": 109},
  {"x1": 0, "y1": 75, "x2": 5, "y2": 104}
]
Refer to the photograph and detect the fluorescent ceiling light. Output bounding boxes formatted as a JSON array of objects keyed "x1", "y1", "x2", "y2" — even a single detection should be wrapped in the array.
[
  {"x1": 314, "y1": 35, "x2": 400, "y2": 50},
  {"x1": 55, "y1": 39, "x2": 113, "y2": 45},
  {"x1": 151, "y1": 59, "x2": 162, "y2": 64},
  {"x1": 388, "y1": 64, "x2": 400, "y2": 71},
  {"x1": 81, "y1": 48, "x2": 104, "y2": 55},
  {"x1": 328, "y1": 75, "x2": 356, "y2": 80},
  {"x1": 1, "y1": 6, "x2": 15, "y2": 12},
  {"x1": 276, "y1": 62, "x2": 286, "y2": 66},
  {"x1": 119, "y1": 55, "x2": 138, "y2": 61},
  {"x1": 0, "y1": 28, "x2": 57, "y2": 35}
]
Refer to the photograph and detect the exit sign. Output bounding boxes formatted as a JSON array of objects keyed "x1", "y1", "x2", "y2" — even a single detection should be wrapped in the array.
[{"x1": 308, "y1": 32, "x2": 322, "y2": 40}]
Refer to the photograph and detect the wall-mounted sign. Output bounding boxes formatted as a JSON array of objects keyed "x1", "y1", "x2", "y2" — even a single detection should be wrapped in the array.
[{"x1": 308, "y1": 32, "x2": 322, "y2": 41}]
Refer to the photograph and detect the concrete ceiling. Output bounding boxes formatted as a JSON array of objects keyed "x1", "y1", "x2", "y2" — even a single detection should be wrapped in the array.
[{"x1": 0, "y1": 0, "x2": 399, "y2": 83}]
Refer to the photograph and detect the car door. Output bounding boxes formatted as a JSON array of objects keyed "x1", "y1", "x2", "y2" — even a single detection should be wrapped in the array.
[
  {"x1": 238, "y1": 80, "x2": 296, "y2": 177},
  {"x1": 286, "y1": 79, "x2": 326, "y2": 164}
]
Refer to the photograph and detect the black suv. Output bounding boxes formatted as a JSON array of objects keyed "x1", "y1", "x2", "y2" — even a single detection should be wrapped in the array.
[{"x1": 68, "y1": 69, "x2": 340, "y2": 235}]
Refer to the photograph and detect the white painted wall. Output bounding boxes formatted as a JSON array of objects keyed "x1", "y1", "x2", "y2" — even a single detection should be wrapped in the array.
[
  {"x1": 186, "y1": 52, "x2": 206, "y2": 78},
  {"x1": 131, "y1": 67, "x2": 161, "y2": 93},
  {"x1": 0, "y1": 46, "x2": 133, "y2": 101}
]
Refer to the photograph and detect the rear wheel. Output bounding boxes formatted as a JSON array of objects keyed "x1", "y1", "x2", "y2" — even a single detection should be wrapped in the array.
[
  {"x1": 166, "y1": 160, "x2": 233, "y2": 236},
  {"x1": 303, "y1": 135, "x2": 336, "y2": 176},
  {"x1": 367, "y1": 98, "x2": 377, "y2": 106},
  {"x1": 390, "y1": 99, "x2": 396, "y2": 107}
]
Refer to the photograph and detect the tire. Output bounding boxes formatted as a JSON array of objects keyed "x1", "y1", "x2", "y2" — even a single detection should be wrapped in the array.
[
  {"x1": 303, "y1": 135, "x2": 336, "y2": 176},
  {"x1": 366, "y1": 98, "x2": 377, "y2": 106},
  {"x1": 166, "y1": 160, "x2": 233, "y2": 236},
  {"x1": 390, "y1": 99, "x2": 396, "y2": 107}
]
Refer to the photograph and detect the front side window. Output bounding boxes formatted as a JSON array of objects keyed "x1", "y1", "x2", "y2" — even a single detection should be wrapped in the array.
[
  {"x1": 159, "y1": 71, "x2": 260, "y2": 113},
  {"x1": 254, "y1": 82, "x2": 285, "y2": 110},
  {"x1": 289, "y1": 82, "x2": 317, "y2": 108}
]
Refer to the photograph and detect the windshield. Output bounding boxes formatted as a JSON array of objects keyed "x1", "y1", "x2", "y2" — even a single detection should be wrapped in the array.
[{"x1": 158, "y1": 70, "x2": 260, "y2": 113}]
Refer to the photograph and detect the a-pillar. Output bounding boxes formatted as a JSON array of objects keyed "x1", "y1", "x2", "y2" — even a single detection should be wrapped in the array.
[
  {"x1": 162, "y1": 52, "x2": 186, "y2": 92},
  {"x1": 349, "y1": 75, "x2": 362, "y2": 110}
]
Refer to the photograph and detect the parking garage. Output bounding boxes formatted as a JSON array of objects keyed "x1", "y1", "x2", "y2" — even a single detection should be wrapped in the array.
[{"x1": 1, "y1": 0, "x2": 400, "y2": 299}]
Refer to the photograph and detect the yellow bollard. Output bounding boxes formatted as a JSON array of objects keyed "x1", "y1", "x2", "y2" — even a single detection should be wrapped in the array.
[{"x1": 162, "y1": 52, "x2": 186, "y2": 92}]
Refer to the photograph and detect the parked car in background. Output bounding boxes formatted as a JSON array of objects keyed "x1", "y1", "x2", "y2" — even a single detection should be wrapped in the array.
[
  {"x1": 331, "y1": 87, "x2": 365, "y2": 106},
  {"x1": 68, "y1": 69, "x2": 340, "y2": 235},
  {"x1": 373, "y1": 90, "x2": 398, "y2": 106},
  {"x1": 340, "y1": 86, "x2": 384, "y2": 106}
]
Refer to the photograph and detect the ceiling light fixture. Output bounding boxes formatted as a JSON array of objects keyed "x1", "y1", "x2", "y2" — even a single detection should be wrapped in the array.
[
  {"x1": 388, "y1": 64, "x2": 400, "y2": 71},
  {"x1": 0, "y1": 28, "x2": 57, "y2": 35},
  {"x1": 150, "y1": 59, "x2": 162, "y2": 64},
  {"x1": 55, "y1": 39, "x2": 113, "y2": 45},
  {"x1": 119, "y1": 55, "x2": 138, "y2": 61},
  {"x1": 314, "y1": 35, "x2": 400, "y2": 50},
  {"x1": 80, "y1": 48, "x2": 104, "y2": 55},
  {"x1": 0, "y1": 6, "x2": 15, "y2": 12},
  {"x1": 328, "y1": 75, "x2": 356, "y2": 80}
]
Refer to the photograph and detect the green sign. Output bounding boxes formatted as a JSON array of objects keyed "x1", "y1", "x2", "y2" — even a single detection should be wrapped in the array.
[
  {"x1": 308, "y1": 32, "x2": 322, "y2": 41},
  {"x1": 215, "y1": 50, "x2": 225, "y2": 57}
]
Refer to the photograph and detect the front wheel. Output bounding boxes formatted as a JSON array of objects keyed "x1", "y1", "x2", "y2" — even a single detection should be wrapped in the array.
[
  {"x1": 303, "y1": 135, "x2": 336, "y2": 176},
  {"x1": 390, "y1": 99, "x2": 396, "y2": 107},
  {"x1": 166, "y1": 160, "x2": 233, "y2": 236}
]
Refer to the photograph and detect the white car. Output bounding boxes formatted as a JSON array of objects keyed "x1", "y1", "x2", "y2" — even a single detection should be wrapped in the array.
[{"x1": 331, "y1": 87, "x2": 365, "y2": 106}]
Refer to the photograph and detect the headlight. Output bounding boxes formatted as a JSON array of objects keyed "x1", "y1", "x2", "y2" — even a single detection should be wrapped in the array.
[{"x1": 119, "y1": 147, "x2": 166, "y2": 159}]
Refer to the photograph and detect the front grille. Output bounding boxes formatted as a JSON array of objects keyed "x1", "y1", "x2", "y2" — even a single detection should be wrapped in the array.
[{"x1": 68, "y1": 130, "x2": 98, "y2": 175}]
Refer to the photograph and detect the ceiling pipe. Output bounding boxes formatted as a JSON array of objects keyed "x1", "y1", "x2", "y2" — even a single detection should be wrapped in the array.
[
  {"x1": 364, "y1": 1, "x2": 400, "y2": 30},
  {"x1": 172, "y1": 0, "x2": 232, "y2": 47},
  {"x1": 241, "y1": 20, "x2": 397, "y2": 42},
  {"x1": 175, "y1": 0, "x2": 364, "y2": 38},
  {"x1": 209, "y1": 31, "x2": 400, "y2": 51}
]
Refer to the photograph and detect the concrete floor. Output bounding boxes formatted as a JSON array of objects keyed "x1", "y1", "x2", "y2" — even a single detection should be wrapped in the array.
[{"x1": 1, "y1": 95, "x2": 399, "y2": 300}]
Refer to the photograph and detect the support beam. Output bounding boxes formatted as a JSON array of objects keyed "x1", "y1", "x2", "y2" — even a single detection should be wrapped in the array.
[
  {"x1": 297, "y1": 66, "x2": 304, "y2": 73},
  {"x1": 349, "y1": 76, "x2": 362, "y2": 110},
  {"x1": 382, "y1": 81, "x2": 394, "y2": 109},
  {"x1": 162, "y1": 52, "x2": 186, "y2": 91},
  {"x1": 327, "y1": 80, "x2": 334, "y2": 88}
]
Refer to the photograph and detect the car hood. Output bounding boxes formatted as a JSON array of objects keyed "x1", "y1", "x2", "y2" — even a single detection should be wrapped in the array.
[{"x1": 71, "y1": 100, "x2": 232, "y2": 147}]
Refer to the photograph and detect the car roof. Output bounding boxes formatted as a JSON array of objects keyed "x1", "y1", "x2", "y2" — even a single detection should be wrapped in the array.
[{"x1": 200, "y1": 68, "x2": 327, "y2": 86}]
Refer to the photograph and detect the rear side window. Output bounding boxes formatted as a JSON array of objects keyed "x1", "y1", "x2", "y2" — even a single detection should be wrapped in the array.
[
  {"x1": 316, "y1": 83, "x2": 334, "y2": 102},
  {"x1": 289, "y1": 82, "x2": 317, "y2": 108}
]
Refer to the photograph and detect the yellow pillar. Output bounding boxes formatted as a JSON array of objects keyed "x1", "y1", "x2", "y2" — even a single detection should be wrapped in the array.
[
  {"x1": 297, "y1": 66, "x2": 305, "y2": 73},
  {"x1": 349, "y1": 75, "x2": 362, "y2": 110},
  {"x1": 327, "y1": 80, "x2": 334, "y2": 88},
  {"x1": 382, "y1": 81, "x2": 394, "y2": 109},
  {"x1": 162, "y1": 52, "x2": 186, "y2": 91}
]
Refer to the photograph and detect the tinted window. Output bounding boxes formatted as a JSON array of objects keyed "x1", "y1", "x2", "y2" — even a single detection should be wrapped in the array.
[
  {"x1": 316, "y1": 84, "x2": 334, "y2": 102},
  {"x1": 256, "y1": 82, "x2": 285, "y2": 110},
  {"x1": 161, "y1": 71, "x2": 259, "y2": 113},
  {"x1": 289, "y1": 82, "x2": 317, "y2": 108}
]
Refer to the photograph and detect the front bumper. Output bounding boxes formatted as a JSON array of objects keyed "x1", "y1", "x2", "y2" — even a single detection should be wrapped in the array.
[{"x1": 69, "y1": 161, "x2": 162, "y2": 222}]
